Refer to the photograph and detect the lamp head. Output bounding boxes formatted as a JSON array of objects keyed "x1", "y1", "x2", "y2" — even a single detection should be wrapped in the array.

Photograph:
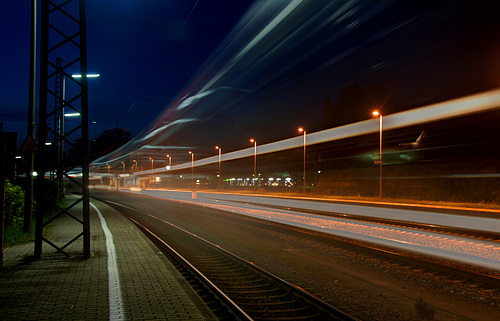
[{"x1": 72, "y1": 74, "x2": 100, "y2": 78}]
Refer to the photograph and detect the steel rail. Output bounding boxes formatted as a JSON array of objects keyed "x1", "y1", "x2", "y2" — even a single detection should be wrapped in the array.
[
  {"x1": 102, "y1": 199, "x2": 360, "y2": 321},
  {"x1": 127, "y1": 216, "x2": 253, "y2": 321}
]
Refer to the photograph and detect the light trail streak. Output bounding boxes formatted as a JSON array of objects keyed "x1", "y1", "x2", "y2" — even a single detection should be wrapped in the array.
[
  {"x1": 139, "y1": 118, "x2": 198, "y2": 141},
  {"x1": 89, "y1": 0, "x2": 500, "y2": 170},
  {"x1": 126, "y1": 88, "x2": 500, "y2": 174},
  {"x1": 199, "y1": 0, "x2": 305, "y2": 93}
]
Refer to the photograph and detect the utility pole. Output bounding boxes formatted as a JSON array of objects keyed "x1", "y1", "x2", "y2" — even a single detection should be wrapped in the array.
[
  {"x1": 24, "y1": 0, "x2": 37, "y2": 233},
  {"x1": 1, "y1": 136, "x2": 6, "y2": 270}
]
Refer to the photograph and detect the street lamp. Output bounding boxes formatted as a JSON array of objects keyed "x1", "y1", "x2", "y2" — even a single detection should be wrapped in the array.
[
  {"x1": 107, "y1": 163, "x2": 110, "y2": 186},
  {"x1": 149, "y1": 157, "x2": 154, "y2": 173},
  {"x1": 71, "y1": 74, "x2": 101, "y2": 78},
  {"x1": 215, "y1": 146, "x2": 222, "y2": 190},
  {"x1": 298, "y1": 127, "x2": 306, "y2": 194},
  {"x1": 64, "y1": 112, "x2": 81, "y2": 117},
  {"x1": 250, "y1": 139, "x2": 257, "y2": 192},
  {"x1": 52, "y1": 70, "x2": 100, "y2": 200},
  {"x1": 189, "y1": 151, "x2": 194, "y2": 190},
  {"x1": 165, "y1": 155, "x2": 171, "y2": 170},
  {"x1": 372, "y1": 111, "x2": 383, "y2": 198},
  {"x1": 131, "y1": 159, "x2": 137, "y2": 186},
  {"x1": 119, "y1": 162, "x2": 125, "y2": 189}
]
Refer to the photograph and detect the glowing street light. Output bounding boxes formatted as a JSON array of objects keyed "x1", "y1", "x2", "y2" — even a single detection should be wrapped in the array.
[
  {"x1": 52, "y1": 71, "x2": 100, "y2": 201},
  {"x1": 250, "y1": 139, "x2": 257, "y2": 192},
  {"x1": 165, "y1": 154, "x2": 171, "y2": 170},
  {"x1": 215, "y1": 146, "x2": 222, "y2": 190},
  {"x1": 149, "y1": 157, "x2": 154, "y2": 173},
  {"x1": 372, "y1": 110, "x2": 383, "y2": 198},
  {"x1": 298, "y1": 127, "x2": 306, "y2": 193},
  {"x1": 121, "y1": 161, "x2": 125, "y2": 174},
  {"x1": 132, "y1": 159, "x2": 137, "y2": 173},
  {"x1": 71, "y1": 74, "x2": 101, "y2": 78},
  {"x1": 189, "y1": 151, "x2": 194, "y2": 190}
]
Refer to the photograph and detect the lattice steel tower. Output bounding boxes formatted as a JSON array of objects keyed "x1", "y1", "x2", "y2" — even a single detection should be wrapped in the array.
[{"x1": 36, "y1": 0, "x2": 90, "y2": 258}]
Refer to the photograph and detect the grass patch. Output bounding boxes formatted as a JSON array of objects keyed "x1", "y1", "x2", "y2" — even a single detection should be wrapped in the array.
[{"x1": 3, "y1": 224, "x2": 35, "y2": 247}]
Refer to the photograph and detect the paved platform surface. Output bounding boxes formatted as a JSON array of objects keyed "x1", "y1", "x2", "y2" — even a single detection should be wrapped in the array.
[{"x1": 0, "y1": 196, "x2": 217, "y2": 321}]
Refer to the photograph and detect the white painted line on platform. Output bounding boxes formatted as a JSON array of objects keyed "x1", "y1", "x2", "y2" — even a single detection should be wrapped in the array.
[{"x1": 91, "y1": 202, "x2": 126, "y2": 321}]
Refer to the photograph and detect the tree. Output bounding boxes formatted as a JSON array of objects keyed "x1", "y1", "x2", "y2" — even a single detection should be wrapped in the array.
[
  {"x1": 89, "y1": 127, "x2": 132, "y2": 160},
  {"x1": 67, "y1": 128, "x2": 132, "y2": 167}
]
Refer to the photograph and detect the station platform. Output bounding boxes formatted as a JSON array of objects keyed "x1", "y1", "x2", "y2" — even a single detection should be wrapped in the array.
[{"x1": 0, "y1": 196, "x2": 217, "y2": 320}]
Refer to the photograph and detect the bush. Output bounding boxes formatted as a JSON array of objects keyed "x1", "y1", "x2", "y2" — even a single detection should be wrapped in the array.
[{"x1": 4, "y1": 179, "x2": 25, "y2": 226}]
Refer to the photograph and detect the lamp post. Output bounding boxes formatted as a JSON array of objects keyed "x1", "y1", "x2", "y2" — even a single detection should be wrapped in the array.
[
  {"x1": 189, "y1": 151, "x2": 194, "y2": 190},
  {"x1": 215, "y1": 146, "x2": 221, "y2": 190},
  {"x1": 107, "y1": 164, "x2": 110, "y2": 186},
  {"x1": 372, "y1": 111, "x2": 383, "y2": 198},
  {"x1": 166, "y1": 154, "x2": 171, "y2": 170},
  {"x1": 119, "y1": 162, "x2": 125, "y2": 189},
  {"x1": 52, "y1": 71, "x2": 99, "y2": 201},
  {"x1": 298, "y1": 127, "x2": 306, "y2": 194},
  {"x1": 149, "y1": 157, "x2": 154, "y2": 173},
  {"x1": 132, "y1": 159, "x2": 137, "y2": 186},
  {"x1": 250, "y1": 139, "x2": 257, "y2": 192}
]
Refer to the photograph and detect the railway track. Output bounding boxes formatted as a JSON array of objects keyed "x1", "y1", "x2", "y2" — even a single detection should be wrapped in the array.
[
  {"x1": 97, "y1": 193, "x2": 500, "y2": 319},
  {"x1": 227, "y1": 200, "x2": 500, "y2": 241},
  {"x1": 126, "y1": 213, "x2": 359, "y2": 321},
  {"x1": 242, "y1": 205, "x2": 500, "y2": 293},
  {"x1": 229, "y1": 201, "x2": 500, "y2": 290},
  {"x1": 167, "y1": 196, "x2": 500, "y2": 294}
]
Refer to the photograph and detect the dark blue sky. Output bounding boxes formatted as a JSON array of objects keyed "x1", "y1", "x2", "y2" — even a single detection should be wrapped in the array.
[
  {"x1": 2, "y1": 1, "x2": 500, "y2": 166},
  {"x1": 1, "y1": 0, "x2": 253, "y2": 143}
]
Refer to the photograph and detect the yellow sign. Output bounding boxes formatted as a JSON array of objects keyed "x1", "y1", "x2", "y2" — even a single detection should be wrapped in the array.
[{"x1": 19, "y1": 136, "x2": 38, "y2": 152}]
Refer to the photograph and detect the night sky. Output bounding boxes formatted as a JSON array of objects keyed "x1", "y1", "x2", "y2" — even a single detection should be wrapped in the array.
[
  {"x1": 1, "y1": 0, "x2": 253, "y2": 144},
  {"x1": 2, "y1": 0, "x2": 500, "y2": 167}
]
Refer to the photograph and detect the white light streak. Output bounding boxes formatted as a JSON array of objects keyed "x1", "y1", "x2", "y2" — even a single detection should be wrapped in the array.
[{"x1": 131, "y1": 89, "x2": 500, "y2": 175}]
